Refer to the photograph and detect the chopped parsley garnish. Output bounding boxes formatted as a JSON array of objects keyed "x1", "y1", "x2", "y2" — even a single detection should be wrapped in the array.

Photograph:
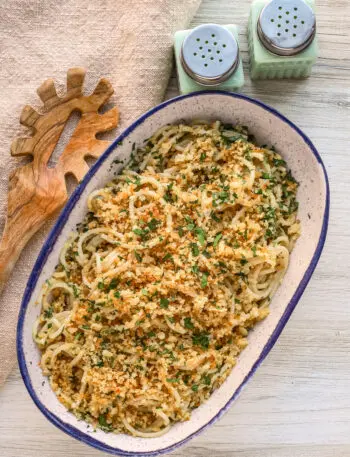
[
  {"x1": 147, "y1": 218, "x2": 161, "y2": 231},
  {"x1": 201, "y1": 272, "x2": 209, "y2": 288},
  {"x1": 133, "y1": 227, "x2": 148, "y2": 240},
  {"x1": 236, "y1": 272, "x2": 247, "y2": 281},
  {"x1": 72, "y1": 284, "x2": 79, "y2": 298},
  {"x1": 134, "y1": 251, "x2": 142, "y2": 262},
  {"x1": 221, "y1": 133, "x2": 245, "y2": 145},
  {"x1": 108, "y1": 278, "x2": 118, "y2": 290},
  {"x1": 190, "y1": 242, "x2": 200, "y2": 257},
  {"x1": 265, "y1": 227, "x2": 275, "y2": 239},
  {"x1": 240, "y1": 256, "x2": 248, "y2": 266},
  {"x1": 212, "y1": 190, "x2": 230, "y2": 207},
  {"x1": 162, "y1": 252, "x2": 173, "y2": 262},
  {"x1": 202, "y1": 374, "x2": 211, "y2": 386},
  {"x1": 288, "y1": 197, "x2": 299, "y2": 214},
  {"x1": 192, "y1": 332, "x2": 210, "y2": 349},
  {"x1": 216, "y1": 260, "x2": 228, "y2": 272},
  {"x1": 185, "y1": 215, "x2": 195, "y2": 231},
  {"x1": 44, "y1": 307, "x2": 53, "y2": 319},
  {"x1": 191, "y1": 384, "x2": 199, "y2": 392},
  {"x1": 286, "y1": 170, "x2": 298, "y2": 184},
  {"x1": 184, "y1": 317, "x2": 194, "y2": 329},
  {"x1": 191, "y1": 264, "x2": 199, "y2": 275},
  {"x1": 263, "y1": 206, "x2": 276, "y2": 221},
  {"x1": 273, "y1": 158, "x2": 286, "y2": 167},
  {"x1": 194, "y1": 227, "x2": 206, "y2": 246},
  {"x1": 163, "y1": 182, "x2": 174, "y2": 203},
  {"x1": 98, "y1": 414, "x2": 112, "y2": 431},
  {"x1": 210, "y1": 211, "x2": 221, "y2": 222},
  {"x1": 213, "y1": 233, "x2": 222, "y2": 248},
  {"x1": 160, "y1": 297, "x2": 169, "y2": 309}
]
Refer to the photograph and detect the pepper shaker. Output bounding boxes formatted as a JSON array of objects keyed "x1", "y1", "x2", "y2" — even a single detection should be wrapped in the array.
[
  {"x1": 174, "y1": 24, "x2": 245, "y2": 94},
  {"x1": 248, "y1": 0, "x2": 318, "y2": 79}
]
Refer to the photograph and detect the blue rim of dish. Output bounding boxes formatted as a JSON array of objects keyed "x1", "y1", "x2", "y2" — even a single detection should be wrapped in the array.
[{"x1": 17, "y1": 91, "x2": 330, "y2": 457}]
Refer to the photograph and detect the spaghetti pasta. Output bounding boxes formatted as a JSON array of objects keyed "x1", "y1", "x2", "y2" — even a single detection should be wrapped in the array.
[{"x1": 33, "y1": 121, "x2": 300, "y2": 437}]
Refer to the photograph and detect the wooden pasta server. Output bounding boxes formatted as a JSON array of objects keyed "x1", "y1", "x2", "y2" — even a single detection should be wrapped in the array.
[{"x1": 0, "y1": 67, "x2": 119, "y2": 293}]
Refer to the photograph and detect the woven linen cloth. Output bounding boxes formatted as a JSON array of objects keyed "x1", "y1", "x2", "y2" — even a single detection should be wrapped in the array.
[{"x1": 0, "y1": 0, "x2": 201, "y2": 386}]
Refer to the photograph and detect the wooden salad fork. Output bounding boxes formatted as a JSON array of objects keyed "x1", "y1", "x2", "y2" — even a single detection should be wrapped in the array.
[{"x1": 0, "y1": 67, "x2": 119, "y2": 293}]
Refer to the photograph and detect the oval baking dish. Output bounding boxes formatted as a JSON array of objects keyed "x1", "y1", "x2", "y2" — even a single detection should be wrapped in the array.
[{"x1": 17, "y1": 91, "x2": 329, "y2": 456}]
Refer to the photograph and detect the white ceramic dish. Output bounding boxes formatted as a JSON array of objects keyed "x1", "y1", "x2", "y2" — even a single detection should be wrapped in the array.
[{"x1": 17, "y1": 91, "x2": 329, "y2": 456}]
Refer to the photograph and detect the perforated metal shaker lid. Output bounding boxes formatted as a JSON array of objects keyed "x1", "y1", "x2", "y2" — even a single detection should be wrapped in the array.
[
  {"x1": 181, "y1": 24, "x2": 239, "y2": 86},
  {"x1": 257, "y1": 0, "x2": 316, "y2": 56}
]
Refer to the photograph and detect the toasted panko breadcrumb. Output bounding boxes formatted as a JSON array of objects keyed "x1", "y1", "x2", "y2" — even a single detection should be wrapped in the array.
[{"x1": 33, "y1": 121, "x2": 300, "y2": 437}]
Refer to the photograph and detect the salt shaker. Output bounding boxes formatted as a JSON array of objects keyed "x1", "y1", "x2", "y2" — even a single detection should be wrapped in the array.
[
  {"x1": 174, "y1": 24, "x2": 245, "y2": 94},
  {"x1": 248, "y1": 0, "x2": 318, "y2": 79}
]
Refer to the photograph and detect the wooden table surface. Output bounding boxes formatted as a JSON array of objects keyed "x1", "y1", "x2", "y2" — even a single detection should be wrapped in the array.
[{"x1": 1, "y1": 0, "x2": 349, "y2": 456}]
